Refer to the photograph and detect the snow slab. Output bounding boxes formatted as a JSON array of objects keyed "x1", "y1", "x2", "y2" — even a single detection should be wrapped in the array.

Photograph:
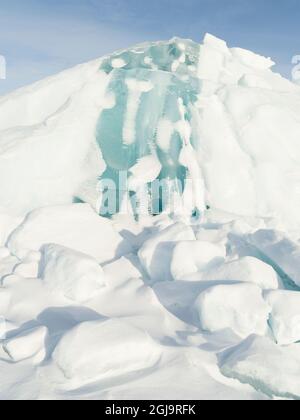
[
  {"x1": 52, "y1": 319, "x2": 162, "y2": 386},
  {"x1": 195, "y1": 283, "x2": 271, "y2": 338},
  {"x1": 0, "y1": 33, "x2": 300, "y2": 400},
  {"x1": 39, "y1": 244, "x2": 106, "y2": 302}
]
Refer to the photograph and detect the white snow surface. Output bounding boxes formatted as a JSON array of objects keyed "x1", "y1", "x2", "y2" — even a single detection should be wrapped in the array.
[{"x1": 0, "y1": 34, "x2": 300, "y2": 400}]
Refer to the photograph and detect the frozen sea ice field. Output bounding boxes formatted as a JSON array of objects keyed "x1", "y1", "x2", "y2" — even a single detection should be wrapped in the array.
[{"x1": 1, "y1": 33, "x2": 300, "y2": 400}]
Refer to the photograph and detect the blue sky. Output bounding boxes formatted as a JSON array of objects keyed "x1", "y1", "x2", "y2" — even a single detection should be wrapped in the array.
[{"x1": 0, "y1": 0, "x2": 299, "y2": 94}]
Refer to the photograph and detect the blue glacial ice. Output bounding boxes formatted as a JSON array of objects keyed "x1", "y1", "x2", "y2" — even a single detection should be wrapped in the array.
[{"x1": 96, "y1": 38, "x2": 206, "y2": 217}]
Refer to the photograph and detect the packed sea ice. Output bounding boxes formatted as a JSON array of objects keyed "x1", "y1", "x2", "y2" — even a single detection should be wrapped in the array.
[{"x1": 0, "y1": 33, "x2": 300, "y2": 400}]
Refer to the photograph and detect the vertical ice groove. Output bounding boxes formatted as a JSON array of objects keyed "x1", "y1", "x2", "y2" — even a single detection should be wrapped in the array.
[{"x1": 123, "y1": 79, "x2": 153, "y2": 146}]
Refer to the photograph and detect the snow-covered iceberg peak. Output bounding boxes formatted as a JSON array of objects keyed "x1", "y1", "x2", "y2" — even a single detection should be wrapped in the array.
[{"x1": 1, "y1": 34, "x2": 300, "y2": 228}]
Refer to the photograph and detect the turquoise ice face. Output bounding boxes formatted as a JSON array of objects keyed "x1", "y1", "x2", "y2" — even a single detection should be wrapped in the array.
[
  {"x1": 99, "y1": 38, "x2": 201, "y2": 77},
  {"x1": 96, "y1": 38, "x2": 203, "y2": 217}
]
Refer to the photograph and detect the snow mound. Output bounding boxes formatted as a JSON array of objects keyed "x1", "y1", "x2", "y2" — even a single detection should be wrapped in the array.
[
  {"x1": 52, "y1": 319, "x2": 162, "y2": 384},
  {"x1": 7, "y1": 204, "x2": 130, "y2": 263},
  {"x1": 0, "y1": 34, "x2": 299, "y2": 227},
  {"x1": 0, "y1": 210, "x2": 21, "y2": 246},
  {"x1": 170, "y1": 240, "x2": 226, "y2": 281},
  {"x1": 220, "y1": 335, "x2": 300, "y2": 399},
  {"x1": 198, "y1": 257, "x2": 279, "y2": 289},
  {"x1": 195, "y1": 283, "x2": 270, "y2": 338},
  {"x1": 39, "y1": 244, "x2": 106, "y2": 302}
]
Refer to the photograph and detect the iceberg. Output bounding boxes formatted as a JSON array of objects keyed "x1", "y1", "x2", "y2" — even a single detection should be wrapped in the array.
[
  {"x1": 220, "y1": 335, "x2": 300, "y2": 399},
  {"x1": 0, "y1": 34, "x2": 300, "y2": 228}
]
